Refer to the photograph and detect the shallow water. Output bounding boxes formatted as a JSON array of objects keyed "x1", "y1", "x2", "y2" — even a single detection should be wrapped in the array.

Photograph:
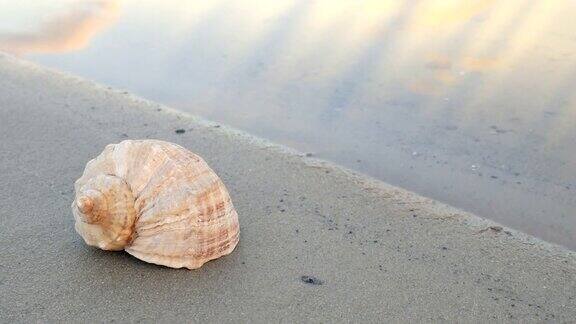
[{"x1": 1, "y1": 0, "x2": 575, "y2": 248}]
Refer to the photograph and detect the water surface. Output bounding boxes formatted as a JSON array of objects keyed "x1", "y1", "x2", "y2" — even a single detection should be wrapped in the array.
[{"x1": 1, "y1": 0, "x2": 575, "y2": 248}]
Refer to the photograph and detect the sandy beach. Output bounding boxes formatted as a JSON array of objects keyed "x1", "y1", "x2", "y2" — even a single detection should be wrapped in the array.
[{"x1": 0, "y1": 53, "x2": 575, "y2": 322}]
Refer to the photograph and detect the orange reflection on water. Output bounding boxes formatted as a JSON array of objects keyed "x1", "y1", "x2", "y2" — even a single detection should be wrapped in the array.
[{"x1": 0, "y1": 0, "x2": 120, "y2": 55}]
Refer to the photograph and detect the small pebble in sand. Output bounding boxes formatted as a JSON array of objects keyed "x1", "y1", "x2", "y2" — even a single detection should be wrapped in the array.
[{"x1": 301, "y1": 275, "x2": 323, "y2": 285}]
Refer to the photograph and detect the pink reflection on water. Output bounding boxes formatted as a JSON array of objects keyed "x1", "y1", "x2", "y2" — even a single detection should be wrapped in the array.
[{"x1": 0, "y1": 0, "x2": 120, "y2": 55}]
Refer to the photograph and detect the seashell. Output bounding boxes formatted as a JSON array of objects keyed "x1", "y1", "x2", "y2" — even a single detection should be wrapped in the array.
[{"x1": 72, "y1": 139, "x2": 240, "y2": 269}]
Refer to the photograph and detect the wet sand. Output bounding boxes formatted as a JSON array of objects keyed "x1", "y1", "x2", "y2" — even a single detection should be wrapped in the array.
[{"x1": 0, "y1": 53, "x2": 575, "y2": 322}]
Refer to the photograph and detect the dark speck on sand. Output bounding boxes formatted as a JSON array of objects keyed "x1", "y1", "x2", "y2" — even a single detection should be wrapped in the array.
[
  {"x1": 490, "y1": 226, "x2": 503, "y2": 232},
  {"x1": 175, "y1": 129, "x2": 186, "y2": 134},
  {"x1": 301, "y1": 275, "x2": 323, "y2": 285}
]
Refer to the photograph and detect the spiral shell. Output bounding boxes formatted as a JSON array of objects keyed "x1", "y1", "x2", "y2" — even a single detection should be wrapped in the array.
[{"x1": 72, "y1": 139, "x2": 240, "y2": 269}]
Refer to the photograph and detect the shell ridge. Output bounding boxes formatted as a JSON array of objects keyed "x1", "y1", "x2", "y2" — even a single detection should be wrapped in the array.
[
  {"x1": 126, "y1": 236, "x2": 238, "y2": 259},
  {"x1": 133, "y1": 142, "x2": 200, "y2": 211}
]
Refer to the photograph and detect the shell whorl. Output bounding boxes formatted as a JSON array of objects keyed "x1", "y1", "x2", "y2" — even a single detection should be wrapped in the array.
[
  {"x1": 72, "y1": 140, "x2": 240, "y2": 269},
  {"x1": 73, "y1": 174, "x2": 136, "y2": 251}
]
